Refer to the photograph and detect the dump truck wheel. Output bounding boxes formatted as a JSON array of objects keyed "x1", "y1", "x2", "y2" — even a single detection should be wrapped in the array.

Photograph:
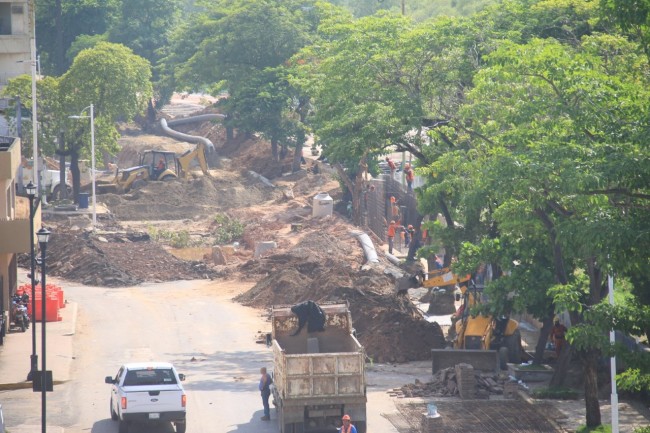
[{"x1": 504, "y1": 329, "x2": 523, "y2": 363}]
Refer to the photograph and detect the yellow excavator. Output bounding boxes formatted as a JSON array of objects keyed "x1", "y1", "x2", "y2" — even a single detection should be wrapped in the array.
[
  {"x1": 99, "y1": 143, "x2": 210, "y2": 193},
  {"x1": 449, "y1": 282, "x2": 522, "y2": 366},
  {"x1": 401, "y1": 265, "x2": 523, "y2": 368}
]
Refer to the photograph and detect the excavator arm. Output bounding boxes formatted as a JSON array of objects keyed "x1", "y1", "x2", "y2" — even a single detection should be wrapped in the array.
[{"x1": 177, "y1": 142, "x2": 210, "y2": 177}]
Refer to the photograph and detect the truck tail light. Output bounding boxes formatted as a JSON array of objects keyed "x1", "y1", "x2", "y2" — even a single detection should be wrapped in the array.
[
  {"x1": 121, "y1": 397, "x2": 127, "y2": 410},
  {"x1": 181, "y1": 394, "x2": 186, "y2": 408}
]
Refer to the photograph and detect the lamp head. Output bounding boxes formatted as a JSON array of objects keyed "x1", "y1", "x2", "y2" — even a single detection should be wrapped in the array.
[
  {"x1": 25, "y1": 181, "x2": 37, "y2": 197},
  {"x1": 37, "y1": 227, "x2": 51, "y2": 245}
]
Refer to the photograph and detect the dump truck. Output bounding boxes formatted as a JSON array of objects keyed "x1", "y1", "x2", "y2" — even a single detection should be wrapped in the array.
[{"x1": 270, "y1": 302, "x2": 367, "y2": 433}]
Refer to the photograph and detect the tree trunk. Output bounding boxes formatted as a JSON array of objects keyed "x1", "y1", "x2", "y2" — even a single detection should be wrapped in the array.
[
  {"x1": 58, "y1": 130, "x2": 68, "y2": 200},
  {"x1": 271, "y1": 138, "x2": 279, "y2": 162},
  {"x1": 549, "y1": 343, "x2": 573, "y2": 387},
  {"x1": 534, "y1": 314, "x2": 554, "y2": 365},
  {"x1": 70, "y1": 150, "x2": 81, "y2": 203},
  {"x1": 292, "y1": 129, "x2": 306, "y2": 173},
  {"x1": 334, "y1": 162, "x2": 364, "y2": 226},
  {"x1": 226, "y1": 127, "x2": 234, "y2": 141},
  {"x1": 582, "y1": 348, "x2": 602, "y2": 428}
]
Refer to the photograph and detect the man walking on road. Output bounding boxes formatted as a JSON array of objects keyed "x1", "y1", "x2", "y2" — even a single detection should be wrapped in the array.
[{"x1": 259, "y1": 367, "x2": 272, "y2": 420}]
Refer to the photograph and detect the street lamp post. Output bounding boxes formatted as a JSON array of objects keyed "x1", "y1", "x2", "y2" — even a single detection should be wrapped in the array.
[
  {"x1": 69, "y1": 104, "x2": 96, "y2": 227},
  {"x1": 37, "y1": 227, "x2": 51, "y2": 433},
  {"x1": 26, "y1": 182, "x2": 38, "y2": 381}
]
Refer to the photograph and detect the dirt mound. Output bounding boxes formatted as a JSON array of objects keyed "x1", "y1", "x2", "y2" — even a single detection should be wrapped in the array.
[
  {"x1": 101, "y1": 175, "x2": 281, "y2": 221},
  {"x1": 234, "y1": 229, "x2": 445, "y2": 362},
  {"x1": 24, "y1": 230, "x2": 212, "y2": 287}
]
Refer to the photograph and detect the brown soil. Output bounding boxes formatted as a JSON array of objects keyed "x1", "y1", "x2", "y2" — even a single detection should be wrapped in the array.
[{"x1": 36, "y1": 96, "x2": 444, "y2": 363}]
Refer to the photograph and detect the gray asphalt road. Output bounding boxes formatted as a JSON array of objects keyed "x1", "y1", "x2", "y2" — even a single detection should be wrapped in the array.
[
  {"x1": 1, "y1": 276, "x2": 404, "y2": 433},
  {"x1": 4, "y1": 279, "x2": 277, "y2": 433}
]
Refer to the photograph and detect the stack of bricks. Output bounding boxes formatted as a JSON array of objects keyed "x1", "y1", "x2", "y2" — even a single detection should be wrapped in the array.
[{"x1": 455, "y1": 363, "x2": 476, "y2": 399}]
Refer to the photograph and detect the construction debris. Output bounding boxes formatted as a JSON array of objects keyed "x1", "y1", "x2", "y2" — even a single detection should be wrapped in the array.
[{"x1": 393, "y1": 365, "x2": 511, "y2": 398}]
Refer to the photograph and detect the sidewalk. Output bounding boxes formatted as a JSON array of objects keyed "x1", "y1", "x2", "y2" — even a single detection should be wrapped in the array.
[{"x1": 0, "y1": 298, "x2": 76, "y2": 390}]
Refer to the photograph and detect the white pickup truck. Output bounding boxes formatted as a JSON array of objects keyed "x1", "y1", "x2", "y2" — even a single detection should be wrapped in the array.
[{"x1": 105, "y1": 362, "x2": 187, "y2": 433}]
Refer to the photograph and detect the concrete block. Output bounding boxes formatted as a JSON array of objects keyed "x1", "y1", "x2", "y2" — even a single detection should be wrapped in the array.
[
  {"x1": 254, "y1": 241, "x2": 277, "y2": 258},
  {"x1": 421, "y1": 413, "x2": 443, "y2": 432}
]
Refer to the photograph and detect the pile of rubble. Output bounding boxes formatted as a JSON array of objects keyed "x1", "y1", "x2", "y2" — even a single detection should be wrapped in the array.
[{"x1": 395, "y1": 365, "x2": 509, "y2": 398}]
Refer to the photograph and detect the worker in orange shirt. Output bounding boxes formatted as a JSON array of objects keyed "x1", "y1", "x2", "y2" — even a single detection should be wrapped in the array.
[{"x1": 387, "y1": 220, "x2": 399, "y2": 254}]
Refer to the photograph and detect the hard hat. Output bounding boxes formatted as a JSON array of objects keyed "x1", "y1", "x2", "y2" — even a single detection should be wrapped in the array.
[
  {"x1": 390, "y1": 220, "x2": 395, "y2": 224},
  {"x1": 342, "y1": 414, "x2": 351, "y2": 421},
  {"x1": 408, "y1": 225, "x2": 413, "y2": 229}
]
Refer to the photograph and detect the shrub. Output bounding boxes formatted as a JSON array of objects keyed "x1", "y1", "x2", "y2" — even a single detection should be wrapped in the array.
[
  {"x1": 531, "y1": 386, "x2": 580, "y2": 400},
  {"x1": 576, "y1": 425, "x2": 611, "y2": 433},
  {"x1": 147, "y1": 226, "x2": 191, "y2": 248},
  {"x1": 212, "y1": 213, "x2": 245, "y2": 244}
]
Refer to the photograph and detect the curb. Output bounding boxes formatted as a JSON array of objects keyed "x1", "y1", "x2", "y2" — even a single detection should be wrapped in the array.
[{"x1": 63, "y1": 301, "x2": 78, "y2": 336}]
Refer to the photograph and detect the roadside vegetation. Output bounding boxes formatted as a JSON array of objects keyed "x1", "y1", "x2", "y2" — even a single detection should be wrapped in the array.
[{"x1": 1, "y1": 0, "x2": 648, "y2": 429}]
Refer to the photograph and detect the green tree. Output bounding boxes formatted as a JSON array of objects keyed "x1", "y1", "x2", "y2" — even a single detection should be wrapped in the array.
[
  {"x1": 36, "y1": 0, "x2": 120, "y2": 75},
  {"x1": 108, "y1": 0, "x2": 183, "y2": 73},
  {"x1": 433, "y1": 32, "x2": 650, "y2": 427},
  {"x1": 59, "y1": 42, "x2": 153, "y2": 200},
  {"x1": 165, "y1": 0, "x2": 323, "y2": 169}
]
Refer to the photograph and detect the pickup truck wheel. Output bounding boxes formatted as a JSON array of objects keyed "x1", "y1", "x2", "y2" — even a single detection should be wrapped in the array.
[
  {"x1": 109, "y1": 399, "x2": 118, "y2": 421},
  {"x1": 50, "y1": 184, "x2": 72, "y2": 201},
  {"x1": 118, "y1": 419, "x2": 129, "y2": 433},
  {"x1": 175, "y1": 420, "x2": 187, "y2": 433}
]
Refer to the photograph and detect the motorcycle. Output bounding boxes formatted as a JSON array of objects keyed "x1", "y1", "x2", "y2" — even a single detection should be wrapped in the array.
[{"x1": 11, "y1": 295, "x2": 30, "y2": 333}]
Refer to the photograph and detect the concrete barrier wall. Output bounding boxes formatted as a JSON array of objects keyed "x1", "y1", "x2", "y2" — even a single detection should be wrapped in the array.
[{"x1": 431, "y1": 349, "x2": 499, "y2": 374}]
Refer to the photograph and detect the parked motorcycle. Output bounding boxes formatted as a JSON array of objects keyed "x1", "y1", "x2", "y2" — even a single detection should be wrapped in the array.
[{"x1": 11, "y1": 295, "x2": 30, "y2": 333}]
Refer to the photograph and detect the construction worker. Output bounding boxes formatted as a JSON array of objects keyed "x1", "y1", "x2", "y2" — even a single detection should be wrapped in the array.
[
  {"x1": 339, "y1": 414, "x2": 357, "y2": 433},
  {"x1": 549, "y1": 318, "x2": 568, "y2": 357},
  {"x1": 385, "y1": 157, "x2": 396, "y2": 177},
  {"x1": 390, "y1": 196, "x2": 400, "y2": 223},
  {"x1": 258, "y1": 367, "x2": 272, "y2": 420},
  {"x1": 387, "y1": 220, "x2": 399, "y2": 255},
  {"x1": 405, "y1": 224, "x2": 414, "y2": 248},
  {"x1": 405, "y1": 163, "x2": 415, "y2": 192}
]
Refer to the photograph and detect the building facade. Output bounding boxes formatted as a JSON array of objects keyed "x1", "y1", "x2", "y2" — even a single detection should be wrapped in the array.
[
  {"x1": 0, "y1": 0, "x2": 32, "y2": 89},
  {"x1": 0, "y1": 134, "x2": 40, "y2": 339}
]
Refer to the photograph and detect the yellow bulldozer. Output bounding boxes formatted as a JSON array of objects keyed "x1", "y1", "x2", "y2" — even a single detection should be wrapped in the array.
[{"x1": 99, "y1": 143, "x2": 210, "y2": 193}]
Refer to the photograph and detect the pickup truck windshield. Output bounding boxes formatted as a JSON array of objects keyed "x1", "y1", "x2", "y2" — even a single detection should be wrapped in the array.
[{"x1": 123, "y1": 368, "x2": 178, "y2": 386}]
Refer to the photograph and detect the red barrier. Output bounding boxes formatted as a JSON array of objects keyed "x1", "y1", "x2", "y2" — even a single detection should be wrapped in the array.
[{"x1": 17, "y1": 283, "x2": 64, "y2": 319}]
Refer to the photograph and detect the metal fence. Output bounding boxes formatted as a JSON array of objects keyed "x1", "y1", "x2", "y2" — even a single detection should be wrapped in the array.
[{"x1": 365, "y1": 175, "x2": 421, "y2": 254}]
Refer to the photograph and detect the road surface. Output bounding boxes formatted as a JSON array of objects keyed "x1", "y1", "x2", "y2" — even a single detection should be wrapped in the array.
[{"x1": 1, "y1": 278, "x2": 402, "y2": 433}]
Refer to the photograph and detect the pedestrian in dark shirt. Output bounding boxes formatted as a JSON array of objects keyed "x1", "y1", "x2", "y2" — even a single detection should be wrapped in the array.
[{"x1": 259, "y1": 367, "x2": 272, "y2": 421}]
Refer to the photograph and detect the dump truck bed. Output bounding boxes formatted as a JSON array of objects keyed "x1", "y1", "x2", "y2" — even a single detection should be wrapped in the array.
[
  {"x1": 271, "y1": 303, "x2": 366, "y2": 402},
  {"x1": 271, "y1": 303, "x2": 367, "y2": 432}
]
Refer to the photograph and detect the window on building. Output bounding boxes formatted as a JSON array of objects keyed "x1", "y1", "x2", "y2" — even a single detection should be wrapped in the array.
[{"x1": 0, "y1": 3, "x2": 12, "y2": 35}]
